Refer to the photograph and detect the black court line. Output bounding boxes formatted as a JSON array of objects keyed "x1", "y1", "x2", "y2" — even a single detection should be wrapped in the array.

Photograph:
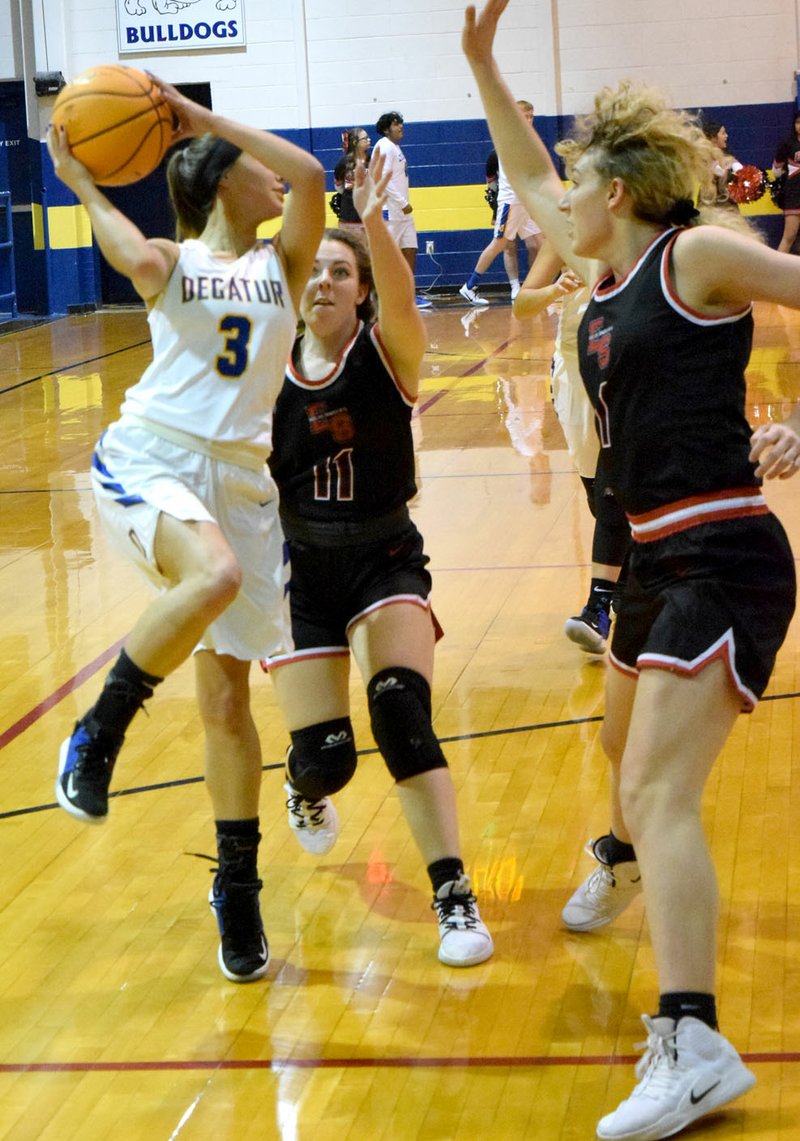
[
  {"x1": 5, "y1": 691, "x2": 800, "y2": 822},
  {"x1": 0, "y1": 338, "x2": 151, "y2": 396}
]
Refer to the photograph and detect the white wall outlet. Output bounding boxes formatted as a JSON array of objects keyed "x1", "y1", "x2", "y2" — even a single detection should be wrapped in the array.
[{"x1": 425, "y1": 240, "x2": 435, "y2": 255}]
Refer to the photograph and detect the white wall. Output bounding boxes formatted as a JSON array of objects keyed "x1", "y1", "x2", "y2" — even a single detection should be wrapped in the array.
[
  {"x1": 556, "y1": 0, "x2": 799, "y2": 112},
  {"x1": 12, "y1": 0, "x2": 800, "y2": 128},
  {"x1": 0, "y1": 0, "x2": 16, "y2": 78}
]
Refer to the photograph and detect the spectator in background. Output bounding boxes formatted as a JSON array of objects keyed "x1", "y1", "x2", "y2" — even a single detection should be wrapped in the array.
[
  {"x1": 460, "y1": 100, "x2": 543, "y2": 305},
  {"x1": 700, "y1": 119, "x2": 741, "y2": 209},
  {"x1": 773, "y1": 111, "x2": 800, "y2": 253},
  {"x1": 332, "y1": 127, "x2": 371, "y2": 232},
  {"x1": 371, "y1": 110, "x2": 432, "y2": 309}
]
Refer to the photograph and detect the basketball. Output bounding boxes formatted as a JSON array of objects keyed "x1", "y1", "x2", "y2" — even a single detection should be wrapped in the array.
[{"x1": 51, "y1": 65, "x2": 174, "y2": 186}]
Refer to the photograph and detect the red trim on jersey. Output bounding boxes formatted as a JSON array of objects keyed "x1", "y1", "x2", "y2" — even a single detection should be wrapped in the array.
[
  {"x1": 371, "y1": 324, "x2": 417, "y2": 407},
  {"x1": 660, "y1": 234, "x2": 751, "y2": 324},
  {"x1": 286, "y1": 320, "x2": 362, "y2": 388},
  {"x1": 610, "y1": 630, "x2": 757, "y2": 711},
  {"x1": 627, "y1": 487, "x2": 769, "y2": 543},
  {"x1": 346, "y1": 594, "x2": 443, "y2": 642},
  {"x1": 592, "y1": 230, "x2": 672, "y2": 300}
]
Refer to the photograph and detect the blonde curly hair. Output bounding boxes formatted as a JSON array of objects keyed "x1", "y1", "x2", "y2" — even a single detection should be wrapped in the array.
[{"x1": 556, "y1": 81, "x2": 760, "y2": 238}]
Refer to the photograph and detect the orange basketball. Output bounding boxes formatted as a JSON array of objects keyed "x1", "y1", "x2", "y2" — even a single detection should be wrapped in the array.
[{"x1": 52, "y1": 65, "x2": 174, "y2": 186}]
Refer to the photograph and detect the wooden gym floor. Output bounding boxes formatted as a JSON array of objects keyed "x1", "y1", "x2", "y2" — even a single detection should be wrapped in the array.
[{"x1": 0, "y1": 295, "x2": 798, "y2": 1141}]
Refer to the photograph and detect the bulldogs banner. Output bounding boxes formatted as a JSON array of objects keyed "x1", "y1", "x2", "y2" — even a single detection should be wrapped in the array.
[{"x1": 116, "y1": 0, "x2": 246, "y2": 54}]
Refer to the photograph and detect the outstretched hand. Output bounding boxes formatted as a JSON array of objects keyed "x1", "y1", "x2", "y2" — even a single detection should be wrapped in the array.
[
  {"x1": 353, "y1": 152, "x2": 391, "y2": 222},
  {"x1": 749, "y1": 421, "x2": 800, "y2": 479},
  {"x1": 462, "y1": 0, "x2": 510, "y2": 66}
]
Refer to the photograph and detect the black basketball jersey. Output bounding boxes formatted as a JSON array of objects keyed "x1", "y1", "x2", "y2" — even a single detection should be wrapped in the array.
[
  {"x1": 269, "y1": 321, "x2": 417, "y2": 528},
  {"x1": 578, "y1": 229, "x2": 756, "y2": 516}
]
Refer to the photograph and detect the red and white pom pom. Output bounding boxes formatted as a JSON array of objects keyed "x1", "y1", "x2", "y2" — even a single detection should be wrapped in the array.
[{"x1": 726, "y1": 164, "x2": 767, "y2": 204}]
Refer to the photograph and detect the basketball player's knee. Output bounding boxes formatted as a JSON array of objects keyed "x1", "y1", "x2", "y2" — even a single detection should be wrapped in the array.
[
  {"x1": 207, "y1": 551, "x2": 243, "y2": 608},
  {"x1": 287, "y1": 718, "x2": 357, "y2": 800},
  {"x1": 366, "y1": 667, "x2": 448, "y2": 782}
]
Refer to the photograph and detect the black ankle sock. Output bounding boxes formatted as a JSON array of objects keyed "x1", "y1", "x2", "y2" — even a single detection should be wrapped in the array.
[
  {"x1": 589, "y1": 578, "x2": 617, "y2": 605},
  {"x1": 88, "y1": 650, "x2": 163, "y2": 741},
  {"x1": 658, "y1": 992, "x2": 717, "y2": 1030},
  {"x1": 595, "y1": 831, "x2": 636, "y2": 866},
  {"x1": 216, "y1": 818, "x2": 261, "y2": 880},
  {"x1": 427, "y1": 857, "x2": 464, "y2": 894}
]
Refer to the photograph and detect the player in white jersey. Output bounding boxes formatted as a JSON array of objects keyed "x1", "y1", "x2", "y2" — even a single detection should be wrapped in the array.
[
  {"x1": 371, "y1": 111, "x2": 432, "y2": 308},
  {"x1": 513, "y1": 240, "x2": 629, "y2": 654},
  {"x1": 459, "y1": 99, "x2": 542, "y2": 305},
  {"x1": 48, "y1": 78, "x2": 325, "y2": 983}
]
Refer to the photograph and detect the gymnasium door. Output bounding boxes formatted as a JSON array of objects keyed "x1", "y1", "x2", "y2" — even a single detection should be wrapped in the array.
[{"x1": 99, "y1": 82, "x2": 211, "y2": 306}]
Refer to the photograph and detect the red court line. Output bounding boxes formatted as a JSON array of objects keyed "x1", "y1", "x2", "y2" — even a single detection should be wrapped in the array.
[
  {"x1": 0, "y1": 638, "x2": 125, "y2": 751},
  {"x1": 1, "y1": 1051, "x2": 797, "y2": 1073}
]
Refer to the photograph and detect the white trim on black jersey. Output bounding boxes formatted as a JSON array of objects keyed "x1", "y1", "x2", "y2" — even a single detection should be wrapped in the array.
[
  {"x1": 286, "y1": 320, "x2": 362, "y2": 389},
  {"x1": 659, "y1": 233, "x2": 752, "y2": 327},
  {"x1": 591, "y1": 229, "x2": 672, "y2": 301}
]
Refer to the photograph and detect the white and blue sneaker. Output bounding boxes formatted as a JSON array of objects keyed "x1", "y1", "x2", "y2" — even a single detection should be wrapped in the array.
[
  {"x1": 597, "y1": 1015, "x2": 756, "y2": 1140},
  {"x1": 56, "y1": 720, "x2": 121, "y2": 823},
  {"x1": 564, "y1": 597, "x2": 612, "y2": 654}
]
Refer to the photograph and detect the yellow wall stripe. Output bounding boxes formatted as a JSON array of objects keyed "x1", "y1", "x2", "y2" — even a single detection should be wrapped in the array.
[{"x1": 45, "y1": 184, "x2": 782, "y2": 252}]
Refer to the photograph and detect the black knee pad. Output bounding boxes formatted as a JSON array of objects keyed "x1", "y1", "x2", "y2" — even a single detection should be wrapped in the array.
[
  {"x1": 288, "y1": 717, "x2": 357, "y2": 800},
  {"x1": 366, "y1": 667, "x2": 448, "y2": 783}
]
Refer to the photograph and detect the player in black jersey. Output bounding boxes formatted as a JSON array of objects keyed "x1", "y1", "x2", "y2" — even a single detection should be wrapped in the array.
[
  {"x1": 465, "y1": 3, "x2": 798, "y2": 1138},
  {"x1": 263, "y1": 154, "x2": 493, "y2": 968}
]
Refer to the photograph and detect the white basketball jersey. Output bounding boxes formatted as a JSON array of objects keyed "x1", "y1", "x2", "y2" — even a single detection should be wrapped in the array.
[
  {"x1": 497, "y1": 160, "x2": 519, "y2": 207},
  {"x1": 372, "y1": 136, "x2": 409, "y2": 217},
  {"x1": 121, "y1": 239, "x2": 296, "y2": 458}
]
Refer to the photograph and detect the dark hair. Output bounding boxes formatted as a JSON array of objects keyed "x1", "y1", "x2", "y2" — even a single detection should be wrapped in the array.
[
  {"x1": 324, "y1": 227, "x2": 375, "y2": 323},
  {"x1": 166, "y1": 134, "x2": 242, "y2": 240},
  {"x1": 700, "y1": 119, "x2": 723, "y2": 141},
  {"x1": 342, "y1": 127, "x2": 368, "y2": 157},
  {"x1": 376, "y1": 111, "x2": 403, "y2": 137}
]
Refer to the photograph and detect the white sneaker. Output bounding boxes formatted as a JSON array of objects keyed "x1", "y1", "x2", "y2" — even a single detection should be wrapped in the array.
[
  {"x1": 562, "y1": 837, "x2": 642, "y2": 931},
  {"x1": 459, "y1": 283, "x2": 489, "y2": 306},
  {"x1": 510, "y1": 282, "x2": 520, "y2": 300},
  {"x1": 432, "y1": 873, "x2": 493, "y2": 966},
  {"x1": 597, "y1": 1015, "x2": 756, "y2": 1140},
  {"x1": 284, "y1": 780, "x2": 339, "y2": 855},
  {"x1": 415, "y1": 294, "x2": 433, "y2": 309},
  {"x1": 460, "y1": 309, "x2": 479, "y2": 335}
]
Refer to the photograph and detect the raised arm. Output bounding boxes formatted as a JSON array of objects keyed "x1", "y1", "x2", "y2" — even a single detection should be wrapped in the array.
[
  {"x1": 353, "y1": 154, "x2": 426, "y2": 398},
  {"x1": 47, "y1": 124, "x2": 178, "y2": 302},
  {"x1": 462, "y1": 1, "x2": 597, "y2": 283},
  {"x1": 154, "y1": 81, "x2": 325, "y2": 310}
]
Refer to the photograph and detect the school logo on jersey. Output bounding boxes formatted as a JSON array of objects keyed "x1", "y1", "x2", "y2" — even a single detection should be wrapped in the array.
[
  {"x1": 307, "y1": 402, "x2": 355, "y2": 442},
  {"x1": 587, "y1": 318, "x2": 612, "y2": 369}
]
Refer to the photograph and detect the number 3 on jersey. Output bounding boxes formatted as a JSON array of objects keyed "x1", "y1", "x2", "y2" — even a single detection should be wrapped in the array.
[
  {"x1": 314, "y1": 448, "x2": 354, "y2": 501},
  {"x1": 216, "y1": 315, "x2": 252, "y2": 378}
]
